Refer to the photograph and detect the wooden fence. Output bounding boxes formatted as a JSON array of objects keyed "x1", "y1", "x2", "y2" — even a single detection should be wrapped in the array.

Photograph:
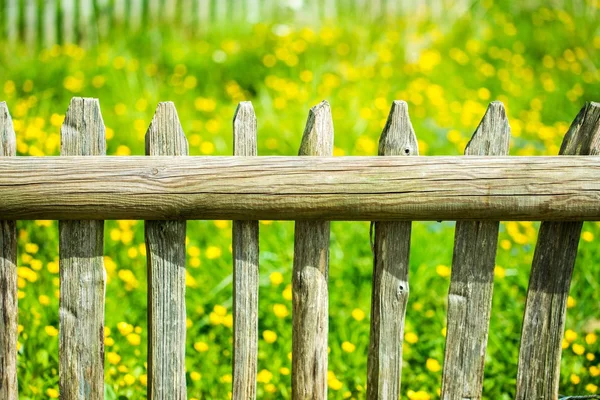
[
  {"x1": 1, "y1": 97, "x2": 600, "y2": 399},
  {"x1": 1, "y1": 0, "x2": 474, "y2": 47}
]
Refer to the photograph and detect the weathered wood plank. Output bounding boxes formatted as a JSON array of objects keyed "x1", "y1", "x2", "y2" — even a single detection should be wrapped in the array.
[
  {"x1": 1, "y1": 155, "x2": 600, "y2": 221},
  {"x1": 292, "y1": 101, "x2": 334, "y2": 400},
  {"x1": 232, "y1": 102, "x2": 259, "y2": 400},
  {"x1": 0, "y1": 102, "x2": 18, "y2": 400},
  {"x1": 59, "y1": 98, "x2": 106, "y2": 399},
  {"x1": 516, "y1": 101, "x2": 600, "y2": 400},
  {"x1": 145, "y1": 102, "x2": 188, "y2": 400},
  {"x1": 441, "y1": 101, "x2": 511, "y2": 400},
  {"x1": 367, "y1": 100, "x2": 418, "y2": 399}
]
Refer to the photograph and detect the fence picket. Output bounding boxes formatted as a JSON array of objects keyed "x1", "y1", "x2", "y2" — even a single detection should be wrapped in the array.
[
  {"x1": 61, "y1": 0, "x2": 75, "y2": 44},
  {"x1": 441, "y1": 101, "x2": 511, "y2": 399},
  {"x1": 25, "y1": 0, "x2": 37, "y2": 48},
  {"x1": 232, "y1": 102, "x2": 260, "y2": 400},
  {"x1": 366, "y1": 100, "x2": 418, "y2": 399},
  {"x1": 0, "y1": 102, "x2": 17, "y2": 400},
  {"x1": 515, "y1": 101, "x2": 600, "y2": 399},
  {"x1": 145, "y1": 102, "x2": 188, "y2": 399},
  {"x1": 292, "y1": 101, "x2": 334, "y2": 400},
  {"x1": 43, "y1": 0, "x2": 57, "y2": 48},
  {"x1": 59, "y1": 97, "x2": 106, "y2": 399}
]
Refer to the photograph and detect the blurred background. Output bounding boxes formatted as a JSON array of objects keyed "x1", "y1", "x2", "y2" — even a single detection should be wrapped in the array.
[{"x1": 2, "y1": 0, "x2": 600, "y2": 399}]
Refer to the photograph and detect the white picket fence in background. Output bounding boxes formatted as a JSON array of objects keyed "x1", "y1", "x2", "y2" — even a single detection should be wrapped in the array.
[{"x1": 1, "y1": 0, "x2": 472, "y2": 47}]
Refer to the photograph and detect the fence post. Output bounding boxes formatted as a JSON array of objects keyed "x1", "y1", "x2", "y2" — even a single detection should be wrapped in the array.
[
  {"x1": 0, "y1": 102, "x2": 18, "y2": 400},
  {"x1": 59, "y1": 97, "x2": 106, "y2": 399},
  {"x1": 145, "y1": 102, "x2": 188, "y2": 399},
  {"x1": 292, "y1": 101, "x2": 334, "y2": 400},
  {"x1": 516, "y1": 101, "x2": 600, "y2": 399},
  {"x1": 441, "y1": 101, "x2": 511, "y2": 399},
  {"x1": 366, "y1": 100, "x2": 418, "y2": 399},
  {"x1": 232, "y1": 102, "x2": 260, "y2": 400}
]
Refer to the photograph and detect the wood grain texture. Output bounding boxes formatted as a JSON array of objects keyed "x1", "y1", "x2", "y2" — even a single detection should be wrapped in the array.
[
  {"x1": 1, "y1": 156, "x2": 600, "y2": 221},
  {"x1": 232, "y1": 102, "x2": 259, "y2": 400},
  {"x1": 367, "y1": 101, "x2": 418, "y2": 399},
  {"x1": 0, "y1": 102, "x2": 17, "y2": 400},
  {"x1": 441, "y1": 101, "x2": 511, "y2": 400},
  {"x1": 292, "y1": 101, "x2": 333, "y2": 400},
  {"x1": 59, "y1": 98, "x2": 106, "y2": 399},
  {"x1": 516, "y1": 101, "x2": 600, "y2": 400},
  {"x1": 145, "y1": 102, "x2": 188, "y2": 400}
]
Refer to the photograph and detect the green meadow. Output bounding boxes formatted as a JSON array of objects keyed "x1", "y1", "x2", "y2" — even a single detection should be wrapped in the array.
[{"x1": 2, "y1": 2, "x2": 600, "y2": 398}]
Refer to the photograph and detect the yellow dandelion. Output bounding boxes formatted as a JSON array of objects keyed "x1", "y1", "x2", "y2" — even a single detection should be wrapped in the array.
[
  {"x1": 263, "y1": 330, "x2": 277, "y2": 344},
  {"x1": 205, "y1": 246, "x2": 222, "y2": 259},
  {"x1": 436, "y1": 264, "x2": 451, "y2": 278},
  {"x1": 124, "y1": 374, "x2": 136, "y2": 385},
  {"x1": 405, "y1": 332, "x2": 418, "y2": 344},
  {"x1": 572, "y1": 343, "x2": 585, "y2": 355},
  {"x1": 273, "y1": 304, "x2": 289, "y2": 318},
  {"x1": 565, "y1": 329, "x2": 577, "y2": 342},
  {"x1": 126, "y1": 333, "x2": 141, "y2": 346},
  {"x1": 107, "y1": 352, "x2": 121, "y2": 365},
  {"x1": 341, "y1": 341, "x2": 356, "y2": 353},
  {"x1": 351, "y1": 308, "x2": 365, "y2": 321},
  {"x1": 282, "y1": 284, "x2": 292, "y2": 301},
  {"x1": 45, "y1": 325, "x2": 58, "y2": 337},
  {"x1": 194, "y1": 341, "x2": 209, "y2": 352},
  {"x1": 190, "y1": 371, "x2": 202, "y2": 381},
  {"x1": 257, "y1": 369, "x2": 273, "y2": 383},
  {"x1": 270, "y1": 271, "x2": 284, "y2": 286},
  {"x1": 426, "y1": 358, "x2": 441, "y2": 372},
  {"x1": 46, "y1": 388, "x2": 59, "y2": 398}
]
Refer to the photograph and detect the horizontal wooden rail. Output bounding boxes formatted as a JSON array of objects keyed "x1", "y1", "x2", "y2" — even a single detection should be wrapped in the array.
[{"x1": 1, "y1": 156, "x2": 600, "y2": 221}]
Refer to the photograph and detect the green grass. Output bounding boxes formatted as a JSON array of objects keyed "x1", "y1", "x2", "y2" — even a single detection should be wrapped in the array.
[{"x1": 2, "y1": 1, "x2": 600, "y2": 398}]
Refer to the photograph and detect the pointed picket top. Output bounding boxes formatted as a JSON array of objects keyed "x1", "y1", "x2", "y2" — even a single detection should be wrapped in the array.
[
  {"x1": 61, "y1": 97, "x2": 106, "y2": 156},
  {"x1": 559, "y1": 101, "x2": 600, "y2": 156},
  {"x1": 0, "y1": 102, "x2": 16, "y2": 157},
  {"x1": 233, "y1": 101, "x2": 257, "y2": 157},
  {"x1": 465, "y1": 101, "x2": 511, "y2": 156},
  {"x1": 379, "y1": 100, "x2": 419, "y2": 156},
  {"x1": 145, "y1": 102, "x2": 189, "y2": 156},
  {"x1": 299, "y1": 100, "x2": 334, "y2": 156}
]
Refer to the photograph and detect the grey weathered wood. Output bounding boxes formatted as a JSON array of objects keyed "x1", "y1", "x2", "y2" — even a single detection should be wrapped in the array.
[
  {"x1": 367, "y1": 100, "x2": 418, "y2": 399},
  {"x1": 59, "y1": 98, "x2": 106, "y2": 399},
  {"x1": 145, "y1": 102, "x2": 188, "y2": 400},
  {"x1": 2, "y1": 155, "x2": 600, "y2": 221},
  {"x1": 292, "y1": 101, "x2": 334, "y2": 400},
  {"x1": 516, "y1": 101, "x2": 600, "y2": 400},
  {"x1": 0, "y1": 102, "x2": 17, "y2": 400},
  {"x1": 441, "y1": 101, "x2": 511, "y2": 400},
  {"x1": 232, "y1": 102, "x2": 259, "y2": 400}
]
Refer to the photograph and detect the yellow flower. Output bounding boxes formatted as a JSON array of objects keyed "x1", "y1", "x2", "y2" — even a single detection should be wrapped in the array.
[
  {"x1": 214, "y1": 220, "x2": 228, "y2": 229},
  {"x1": 205, "y1": 246, "x2": 222, "y2": 259},
  {"x1": 590, "y1": 366, "x2": 600, "y2": 377},
  {"x1": 139, "y1": 374, "x2": 148, "y2": 386},
  {"x1": 273, "y1": 304, "x2": 289, "y2": 318},
  {"x1": 407, "y1": 390, "x2": 431, "y2": 400},
  {"x1": 565, "y1": 329, "x2": 577, "y2": 342},
  {"x1": 436, "y1": 264, "x2": 451, "y2": 278},
  {"x1": 341, "y1": 341, "x2": 356, "y2": 353},
  {"x1": 194, "y1": 341, "x2": 209, "y2": 352},
  {"x1": 585, "y1": 333, "x2": 597, "y2": 345},
  {"x1": 494, "y1": 266, "x2": 506, "y2": 278},
  {"x1": 587, "y1": 353, "x2": 595, "y2": 361},
  {"x1": 117, "y1": 322, "x2": 134, "y2": 336},
  {"x1": 214, "y1": 304, "x2": 227, "y2": 316},
  {"x1": 257, "y1": 369, "x2": 273, "y2": 383},
  {"x1": 586, "y1": 383, "x2": 598, "y2": 393},
  {"x1": 282, "y1": 284, "x2": 292, "y2": 301},
  {"x1": 45, "y1": 325, "x2": 58, "y2": 337},
  {"x1": 263, "y1": 330, "x2": 277, "y2": 344},
  {"x1": 39, "y1": 295, "x2": 50, "y2": 306},
  {"x1": 190, "y1": 371, "x2": 202, "y2": 381},
  {"x1": 126, "y1": 333, "x2": 141, "y2": 346},
  {"x1": 572, "y1": 343, "x2": 585, "y2": 355},
  {"x1": 46, "y1": 388, "x2": 59, "y2": 398},
  {"x1": 123, "y1": 374, "x2": 136, "y2": 385},
  {"x1": 351, "y1": 308, "x2": 365, "y2": 321},
  {"x1": 265, "y1": 383, "x2": 277, "y2": 393},
  {"x1": 270, "y1": 271, "x2": 284, "y2": 286},
  {"x1": 570, "y1": 374, "x2": 580, "y2": 384},
  {"x1": 582, "y1": 231, "x2": 594, "y2": 242},
  {"x1": 426, "y1": 358, "x2": 441, "y2": 372},
  {"x1": 25, "y1": 243, "x2": 39, "y2": 253},
  {"x1": 279, "y1": 367, "x2": 290, "y2": 375},
  {"x1": 405, "y1": 332, "x2": 418, "y2": 344},
  {"x1": 567, "y1": 296, "x2": 576, "y2": 308},
  {"x1": 107, "y1": 352, "x2": 121, "y2": 365}
]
